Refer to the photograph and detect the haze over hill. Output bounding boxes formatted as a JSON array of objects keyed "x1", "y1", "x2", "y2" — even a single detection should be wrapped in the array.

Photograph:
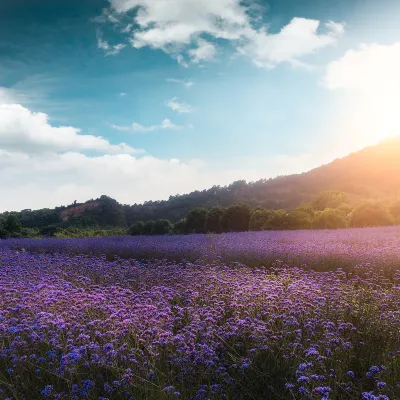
[{"x1": 2, "y1": 138, "x2": 400, "y2": 232}]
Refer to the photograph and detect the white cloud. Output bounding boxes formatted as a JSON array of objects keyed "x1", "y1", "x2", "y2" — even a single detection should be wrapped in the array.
[
  {"x1": 121, "y1": 24, "x2": 133, "y2": 33},
  {"x1": 105, "y1": 0, "x2": 343, "y2": 67},
  {"x1": 166, "y1": 78, "x2": 194, "y2": 88},
  {"x1": 119, "y1": 92, "x2": 127, "y2": 96},
  {"x1": 0, "y1": 102, "x2": 139, "y2": 155},
  {"x1": 324, "y1": 42, "x2": 400, "y2": 91},
  {"x1": 188, "y1": 40, "x2": 217, "y2": 63},
  {"x1": 325, "y1": 21, "x2": 345, "y2": 36},
  {"x1": 166, "y1": 97, "x2": 194, "y2": 113},
  {"x1": 97, "y1": 29, "x2": 126, "y2": 56},
  {"x1": 0, "y1": 149, "x2": 322, "y2": 212},
  {"x1": 323, "y1": 42, "x2": 400, "y2": 147},
  {"x1": 91, "y1": 8, "x2": 121, "y2": 24},
  {"x1": 0, "y1": 87, "x2": 21, "y2": 104},
  {"x1": 112, "y1": 118, "x2": 184, "y2": 132},
  {"x1": 237, "y1": 18, "x2": 344, "y2": 68},
  {"x1": 0, "y1": 88, "x2": 326, "y2": 213},
  {"x1": 110, "y1": 0, "x2": 249, "y2": 63}
]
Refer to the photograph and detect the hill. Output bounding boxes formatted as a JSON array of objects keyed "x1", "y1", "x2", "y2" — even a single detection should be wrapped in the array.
[
  {"x1": 124, "y1": 137, "x2": 400, "y2": 223},
  {"x1": 2, "y1": 137, "x2": 400, "y2": 232}
]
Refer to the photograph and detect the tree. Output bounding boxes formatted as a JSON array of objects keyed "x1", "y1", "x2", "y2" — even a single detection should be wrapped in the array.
[
  {"x1": 312, "y1": 208, "x2": 347, "y2": 229},
  {"x1": 312, "y1": 191, "x2": 350, "y2": 211},
  {"x1": 249, "y1": 209, "x2": 272, "y2": 231},
  {"x1": 4, "y1": 215, "x2": 21, "y2": 233},
  {"x1": 205, "y1": 207, "x2": 223, "y2": 233},
  {"x1": 349, "y1": 202, "x2": 393, "y2": 228},
  {"x1": 295, "y1": 204, "x2": 314, "y2": 216},
  {"x1": 173, "y1": 219, "x2": 187, "y2": 234},
  {"x1": 263, "y1": 210, "x2": 287, "y2": 230},
  {"x1": 128, "y1": 221, "x2": 144, "y2": 236},
  {"x1": 0, "y1": 225, "x2": 9, "y2": 239},
  {"x1": 151, "y1": 219, "x2": 172, "y2": 235},
  {"x1": 142, "y1": 221, "x2": 154, "y2": 235},
  {"x1": 186, "y1": 208, "x2": 207, "y2": 233},
  {"x1": 285, "y1": 211, "x2": 312, "y2": 230},
  {"x1": 39, "y1": 225, "x2": 60, "y2": 237},
  {"x1": 220, "y1": 204, "x2": 250, "y2": 232}
]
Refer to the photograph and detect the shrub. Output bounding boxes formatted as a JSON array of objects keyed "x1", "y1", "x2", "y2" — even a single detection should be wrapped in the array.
[
  {"x1": 249, "y1": 209, "x2": 272, "y2": 231},
  {"x1": 205, "y1": 207, "x2": 224, "y2": 233},
  {"x1": 349, "y1": 202, "x2": 393, "y2": 228},
  {"x1": 312, "y1": 208, "x2": 347, "y2": 229}
]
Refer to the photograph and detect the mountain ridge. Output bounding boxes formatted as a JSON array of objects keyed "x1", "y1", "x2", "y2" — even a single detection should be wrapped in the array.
[{"x1": 2, "y1": 137, "x2": 400, "y2": 229}]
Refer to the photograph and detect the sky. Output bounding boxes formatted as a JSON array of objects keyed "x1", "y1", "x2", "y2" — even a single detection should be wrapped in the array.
[{"x1": 1, "y1": 0, "x2": 400, "y2": 211}]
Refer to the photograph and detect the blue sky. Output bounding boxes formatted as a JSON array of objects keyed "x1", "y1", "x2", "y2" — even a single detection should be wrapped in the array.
[{"x1": 1, "y1": 0, "x2": 400, "y2": 211}]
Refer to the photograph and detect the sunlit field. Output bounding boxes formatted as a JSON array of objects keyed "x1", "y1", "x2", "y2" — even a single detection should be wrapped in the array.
[{"x1": 0, "y1": 228, "x2": 399, "y2": 399}]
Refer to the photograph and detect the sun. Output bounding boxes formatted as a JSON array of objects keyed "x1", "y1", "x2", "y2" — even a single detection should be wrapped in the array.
[{"x1": 325, "y1": 42, "x2": 400, "y2": 148}]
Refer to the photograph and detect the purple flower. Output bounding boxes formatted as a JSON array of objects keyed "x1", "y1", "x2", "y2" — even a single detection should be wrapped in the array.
[
  {"x1": 298, "y1": 376, "x2": 310, "y2": 384},
  {"x1": 41, "y1": 385, "x2": 53, "y2": 397},
  {"x1": 285, "y1": 383, "x2": 295, "y2": 390}
]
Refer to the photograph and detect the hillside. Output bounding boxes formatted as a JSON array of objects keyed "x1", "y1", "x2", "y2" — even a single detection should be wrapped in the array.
[
  {"x1": 2, "y1": 137, "x2": 400, "y2": 230},
  {"x1": 124, "y1": 137, "x2": 400, "y2": 223}
]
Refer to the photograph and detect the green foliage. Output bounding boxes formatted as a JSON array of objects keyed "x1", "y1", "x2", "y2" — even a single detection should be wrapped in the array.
[
  {"x1": 55, "y1": 227, "x2": 127, "y2": 238},
  {"x1": 249, "y1": 209, "x2": 272, "y2": 231},
  {"x1": 204, "y1": 207, "x2": 224, "y2": 233},
  {"x1": 220, "y1": 204, "x2": 251, "y2": 232},
  {"x1": 263, "y1": 210, "x2": 287, "y2": 230},
  {"x1": 39, "y1": 225, "x2": 60, "y2": 237},
  {"x1": 56, "y1": 227, "x2": 86, "y2": 238},
  {"x1": 285, "y1": 211, "x2": 312, "y2": 230},
  {"x1": 0, "y1": 214, "x2": 23, "y2": 238},
  {"x1": 151, "y1": 219, "x2": 172, "y2": 235},
  {"x1": 129, "y1": 220, "x2": 171, "y2": 236},
  {"x1": 312, "y1": 191, "x2": 350, "y2": 211},
  {"x1": 186, "y1": 208, "x2": 207, "y2": 234},
  {"x1": 128, "y1": 222, "x2": 145, "y2": 236},
  {"x1": 82, "y1": 195, "x2": 125, "y2": 227},
  {"x1": 173, "y1": 219, "x2": 187, "y2": 234},
  {"x1": 142, "y1": 221, "x2": 154, "y2": 235},
  {"x1": 4, "y1": 215, "x2": 21, "y2": 232},
  {"x1": 295, "y1": 203, "x2": 314, "y2": 216},
  {"x1": 19, "y1": 208, "x2": 61, "y2": 229},
  {"x1": 349, "y1": 202, "x2": 393, "y2": 228},
  {"x1": 312, "y1": 208, "x2": 347, "y2": 229}
]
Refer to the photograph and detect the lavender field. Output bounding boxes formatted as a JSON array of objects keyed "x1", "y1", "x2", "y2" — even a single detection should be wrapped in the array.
[
  {"x1": 3, "y1": 227, "x2": 400, "y2": 270},
  {"x1": 0, "y1": 228, "x2": 400, "y2": 399}
]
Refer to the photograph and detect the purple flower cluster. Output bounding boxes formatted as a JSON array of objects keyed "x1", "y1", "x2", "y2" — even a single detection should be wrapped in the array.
[{"x1": 0, "y1": 229, "x2": 399, "y2": 399}]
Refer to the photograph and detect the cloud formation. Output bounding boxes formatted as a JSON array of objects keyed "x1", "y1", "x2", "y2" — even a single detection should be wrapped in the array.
[
  {"x1": 0, "y1": 101, "x2": 139, "y2": 155},
  {"x1": 188, "y1": 40, "x2": 217, "y2": 63},
  {"x1": 105, "y1": 0, "x2": 344, "y2": 67},
  {"x1": 0, "y1": 88, "x2": 321, "y2": 212},
  {"x1": 166, "y1": 98, "x2": 194, "y2": 114},
  {"x1": 166, "y1": 78, "x2": 194, "y2": 88},
  {"x1": 97, "y1": 29, "x2": 126, "y2": 56},
  {"x1": 238, "y1": 18, "x2": 343, "y2": 68},
  {"x1": 111, "y1": 118, "x2": 184, "y2": 132},
  {"x1": 324, "y1": 42, "x2": 400, "y2": 92}
]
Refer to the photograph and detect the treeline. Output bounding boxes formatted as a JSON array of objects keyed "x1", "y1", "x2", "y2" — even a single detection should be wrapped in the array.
[
  {"x1": 0, "y1": 215, "x2": 126, "y2": 239},
  {"x1": 2, "y1": 191, "x2": 400, "y2": 239},
  {"x1": 128, "y1": 191, "x2": 400, "y2": 236}
]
